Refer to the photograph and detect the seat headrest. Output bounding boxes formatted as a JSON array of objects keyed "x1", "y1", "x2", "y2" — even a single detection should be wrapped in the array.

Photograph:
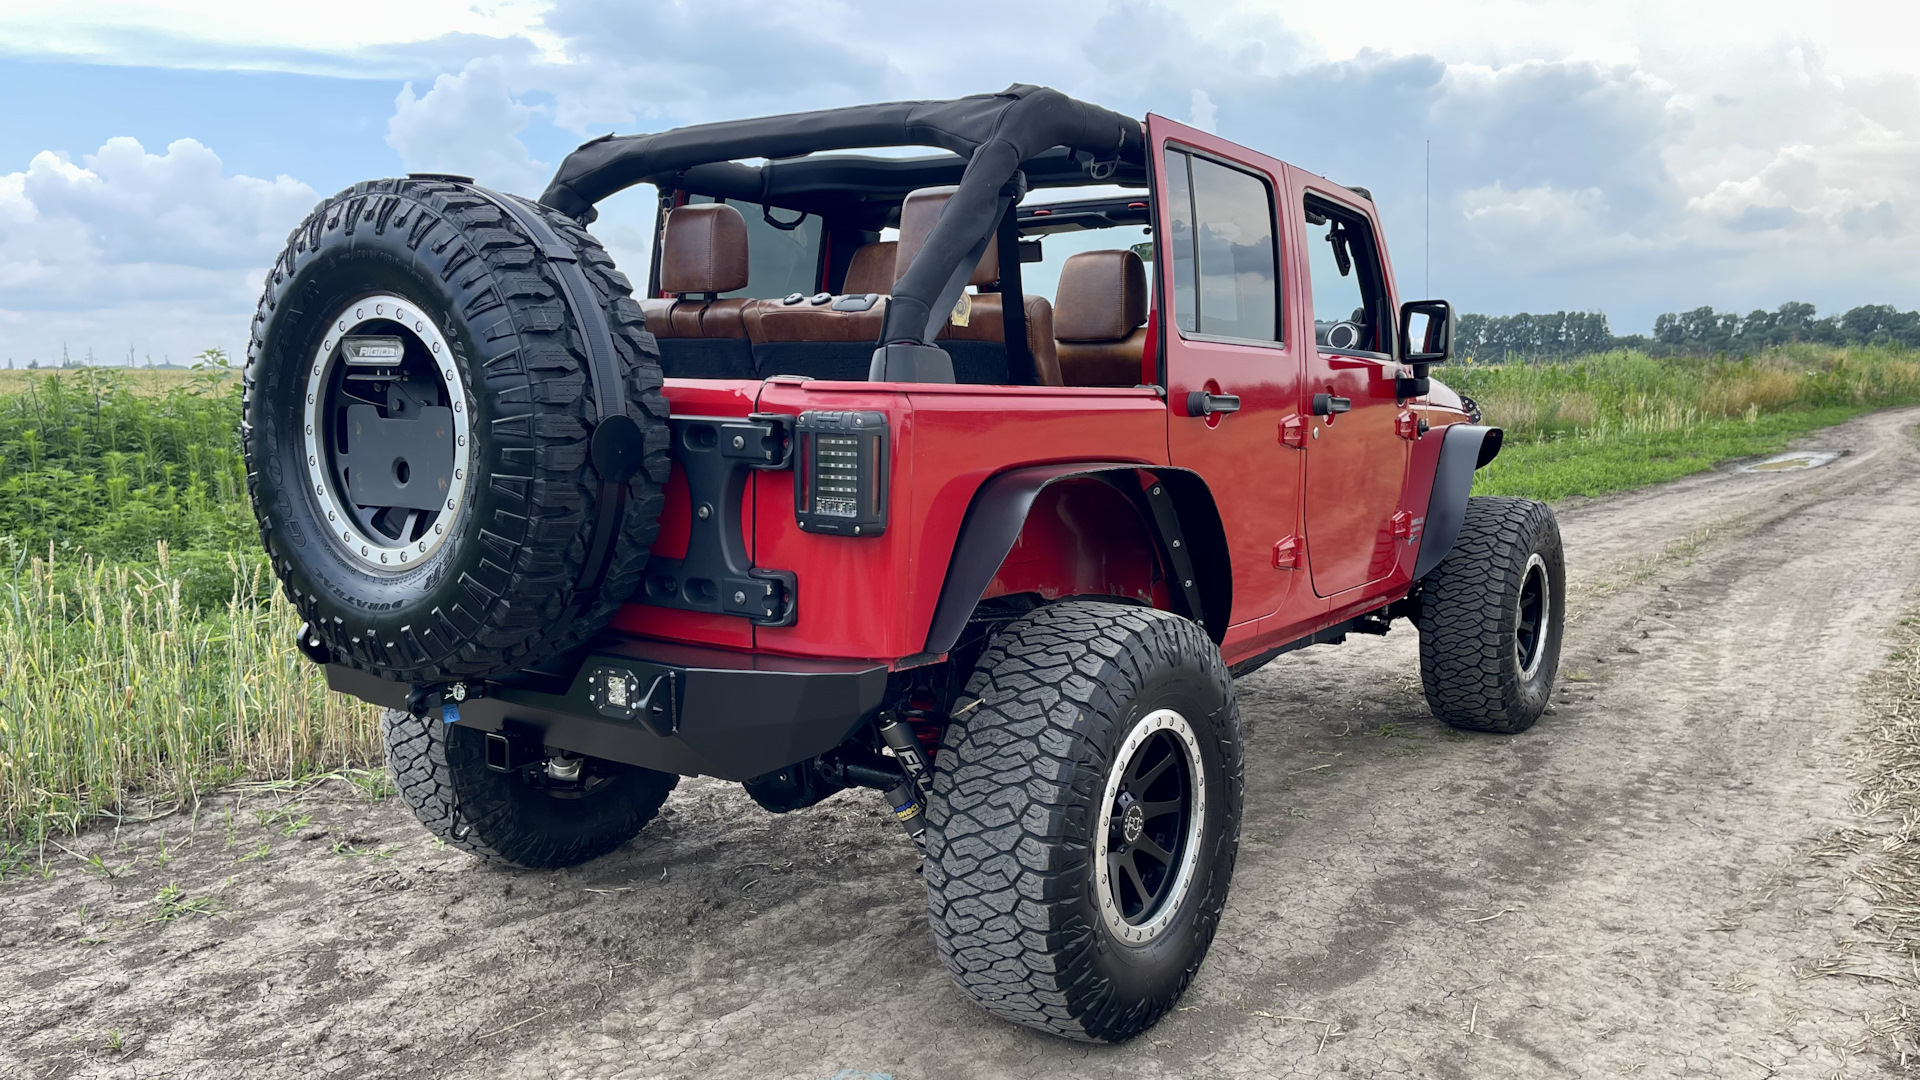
[
  {"x1": 1053, "y1": 250, "x2": 1149, "y2": 342},
  {"x1": 843, "y1": 240, "x2": 897, "y2": 295},
  {"x1": 660, "y1": 203, "x2": 750, "y2": 295},
  {"x1": 895, "y1": 186, "x2": 999, "y2": 290}
]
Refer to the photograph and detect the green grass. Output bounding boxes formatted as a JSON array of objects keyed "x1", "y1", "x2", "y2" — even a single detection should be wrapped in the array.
[
  {"x1": 1, "y1": 347, "x2": 1917, "y2": 851},
  {"x1": 1439, "y1": 345, "x2": 1920, "y2": 501},
  {"x1": 0, "y1": 364, "x2": 380, "y2": 851}
]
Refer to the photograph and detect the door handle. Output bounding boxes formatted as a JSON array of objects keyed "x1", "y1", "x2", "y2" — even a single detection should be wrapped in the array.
[
  {"x1": 1186, "y1": 391, "x2": 1242, "y2": 417},
  {"x1": 1310, "y1": 393, "x2": 1351, "y2": 416}
]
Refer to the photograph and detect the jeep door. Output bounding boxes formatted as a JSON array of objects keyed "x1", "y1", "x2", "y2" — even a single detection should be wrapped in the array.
[
  {"x1": 1287, "y1": 173, "x2": 1411, "y2": 597},
  {"x1": 1149, "y1": 117, "x2": 1307, "y2": 634}
]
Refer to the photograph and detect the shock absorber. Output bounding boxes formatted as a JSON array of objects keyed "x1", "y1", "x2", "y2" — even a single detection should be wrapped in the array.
[{"x1": 875, "y1": 712, "x2": 933, "y2": 846}]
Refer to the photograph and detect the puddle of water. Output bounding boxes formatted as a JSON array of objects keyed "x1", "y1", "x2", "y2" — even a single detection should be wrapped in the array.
[{"x1": 1744, "y1": 451, "x2": 1839, "y2": 473}]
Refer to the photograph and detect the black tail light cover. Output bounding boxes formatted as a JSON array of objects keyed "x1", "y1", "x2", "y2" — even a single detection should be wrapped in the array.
[{"x1": 794, "y1": 410, "x2": 888, "y2": 536}]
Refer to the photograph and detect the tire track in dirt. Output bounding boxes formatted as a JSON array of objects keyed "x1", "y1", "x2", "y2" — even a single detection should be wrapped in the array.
[{"x1": 4, "y1": 408, "x2": 1917, "y2": 1080}]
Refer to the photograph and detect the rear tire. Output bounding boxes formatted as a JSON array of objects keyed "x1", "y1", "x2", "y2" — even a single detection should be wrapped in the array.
[
  {"x1": 383, "y1": 708, "x2": 678, "y2": 869},
  {"x1": 924, "y1": 601, "x2": 1243, "y2": 1042},
  {"x1": 1416, "y1": 496, "x2": 1565, "y2": 733}
]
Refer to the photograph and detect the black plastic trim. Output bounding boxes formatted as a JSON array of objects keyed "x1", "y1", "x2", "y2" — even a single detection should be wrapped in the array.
[
  {"x1": 922, "y1": 463, "x2": 1229, "y2": 655},
  {"x1": 1412, "y1": 424, "x2": 1505, "y2": 580},
  {"x1": 326, "y1": 637, "x2": 890, "y2": 780},
  {"x1": 643, "y1": 413, "x2": 797, "y2": 625}
]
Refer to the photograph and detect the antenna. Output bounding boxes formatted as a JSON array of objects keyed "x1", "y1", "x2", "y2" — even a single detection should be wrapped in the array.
[{"x1": 1424, "y1": 139, "x2": 1431, "y2": 298}]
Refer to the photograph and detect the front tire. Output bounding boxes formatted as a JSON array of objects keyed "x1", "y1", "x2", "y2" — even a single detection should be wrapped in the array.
[
  {"x1": 924, "y1": 601, "x2": 1243, "y2": 1042},
  {"x1": 1416, "y1": 496, "x2": 1565, "y2": 733},
  {"x1": 383, "y1": 708, "x2": 678, "y2": 869}
]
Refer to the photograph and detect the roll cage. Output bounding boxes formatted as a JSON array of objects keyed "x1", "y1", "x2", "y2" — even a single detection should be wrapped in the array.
[{"x1": 536, "y1": 84, "x2": 1147, "y2": 378}]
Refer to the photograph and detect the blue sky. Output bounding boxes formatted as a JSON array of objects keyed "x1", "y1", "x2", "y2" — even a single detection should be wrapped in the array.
[{"x1": 2, "y1": 0, "x2": 1916, "y2": 364}]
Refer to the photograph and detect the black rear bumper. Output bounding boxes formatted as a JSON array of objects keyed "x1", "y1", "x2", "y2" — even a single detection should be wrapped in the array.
[{"x1": 327, "y1": 637, "x2": 889, "y2": 781}]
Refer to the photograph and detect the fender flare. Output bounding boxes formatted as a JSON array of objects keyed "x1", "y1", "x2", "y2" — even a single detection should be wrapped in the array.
[
  {"x1": 1412, "y1": 424, "x2": 1505, "y2": 580},
  {"x1": 923, "y1": 463, "x2": 1231, "y2": 655}
]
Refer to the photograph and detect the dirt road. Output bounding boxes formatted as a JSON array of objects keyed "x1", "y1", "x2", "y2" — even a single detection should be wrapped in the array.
[{"x1": 7, "y1": 408, "x2": 1920, "y2": 1080}]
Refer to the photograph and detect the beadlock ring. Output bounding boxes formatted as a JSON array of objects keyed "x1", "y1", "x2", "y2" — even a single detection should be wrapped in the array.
[
  {"x1": 1093, "y1": 707, "x2": 1208, "y2": 945},
  {"x1": 301, "y1": 294, "x2": 472, "y2": 573}
]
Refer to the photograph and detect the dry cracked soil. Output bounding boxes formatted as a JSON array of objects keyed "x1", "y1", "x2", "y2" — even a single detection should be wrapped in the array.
[{"x1": 7, "y1": 408, "x2": 1920, "y2": 1080}]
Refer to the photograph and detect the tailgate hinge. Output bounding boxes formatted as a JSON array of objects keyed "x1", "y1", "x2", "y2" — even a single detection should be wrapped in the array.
[{"x1": 642, "y1": 413, "x2": 798, "y2": 626}]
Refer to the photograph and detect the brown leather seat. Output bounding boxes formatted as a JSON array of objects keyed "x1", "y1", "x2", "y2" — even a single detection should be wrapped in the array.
[
  {"x1": 894, "y1": 186, "x2": 1060, "y2": 386},
  {"x1": 1053, "y1": 249, "x2": 1149, "y2": 386},
  {"x1": 639, "y1": 203, "x2": 756, "y2": 377},
  {"x1": 740, "y1": 187, "x2": 1060, "y2": 385},
  {"x1": 841, "y1": 240, "x2": 896, "y2": 295}
]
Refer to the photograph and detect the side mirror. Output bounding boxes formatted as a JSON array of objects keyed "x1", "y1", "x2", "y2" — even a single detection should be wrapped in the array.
[{"x1": 1399, "y1": 299, "x2": 1453, "y2": 367}]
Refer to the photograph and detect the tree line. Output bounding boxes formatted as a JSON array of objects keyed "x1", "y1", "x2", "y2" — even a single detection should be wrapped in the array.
[{"x1": 1454, "y1": 303, "x2": 1920, "y2": 361}]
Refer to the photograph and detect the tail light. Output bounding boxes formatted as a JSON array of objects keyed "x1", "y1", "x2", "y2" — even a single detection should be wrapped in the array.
[{"x1": 794, "y1": 410, "x2": 888, "y2": 536}]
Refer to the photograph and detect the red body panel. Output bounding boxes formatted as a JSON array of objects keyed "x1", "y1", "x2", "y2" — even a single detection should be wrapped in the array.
[
  {"x1": 1149, "y1": 117, "x2": 1308, "y2": 651},
  {"x1": 1285, "y1": 167, "x2": 1413, "y2": 599},
  {"x1": 613, "y1": 125, "x2": 1466, "y2": 674}
]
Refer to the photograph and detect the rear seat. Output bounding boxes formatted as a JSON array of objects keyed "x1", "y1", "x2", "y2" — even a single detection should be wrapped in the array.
[
  {"x1": 745, "y1": 186, "x2": 1061, "y2": 385},
  {"x1": 639, "y1": 203, "x2": 756, "y2": 379},
  {"x1": 1053, "y1": 249, "x2": 1149, "y2": 386},
  {"x1": 841, "y1": 240, "x2": 896, "y2": 295}
]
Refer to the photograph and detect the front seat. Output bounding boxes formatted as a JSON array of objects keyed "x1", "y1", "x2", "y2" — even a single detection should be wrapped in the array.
[
  {"x1": 841, "y1": 240, "x2": 896, "y2": 295},
  {"x1": 1053, "y1": 249, "x2": 1150, "y2": 386}
]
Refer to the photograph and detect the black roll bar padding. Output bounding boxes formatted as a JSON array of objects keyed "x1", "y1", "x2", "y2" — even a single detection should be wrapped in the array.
[{"x1": 1413, "y1": 424, "x2": 1505, "y2": 581}]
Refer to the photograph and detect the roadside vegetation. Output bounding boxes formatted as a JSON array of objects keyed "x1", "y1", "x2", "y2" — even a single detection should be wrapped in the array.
[
  {"x1": 1444, "y1": 344, "x2": 1920, "y2": 502},
  {"x1": 0, "y1": 361, "x2": 380, "y2": 853},
  {"x1": 1, "y1": 344, "x2": 1917, "y2": 858}
]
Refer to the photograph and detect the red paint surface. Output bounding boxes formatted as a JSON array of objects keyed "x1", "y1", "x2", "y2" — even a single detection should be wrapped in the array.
[
  {"x1": 1150, "y1": 116, "x2": 1308, "y2": 645},
  {"x1": 608, "y1": 128, "x2": 1481, "y2": 672},
  {"x1": 980, "y1": 478, "x2": 1162, "y2": 607}
]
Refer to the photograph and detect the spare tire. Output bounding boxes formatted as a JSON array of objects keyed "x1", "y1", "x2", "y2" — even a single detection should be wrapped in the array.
[{"x1": 244, "y1": 177, "x2": 669, "y2": 683}]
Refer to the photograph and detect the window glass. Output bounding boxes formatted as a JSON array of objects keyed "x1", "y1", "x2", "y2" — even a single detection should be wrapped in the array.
[
  {"x1": 1019, "y1": 222, "x2": 1154, "y2": 304},
  {"x1": 1163, "y1": 149, "x2": 1198, "y2": 333},
  {"x1": 1305, "y1": 197, "x2": 1388, "y2": 354},
  {"x1": 684, "y1": 195, "x2": 824, "y2": 299},
  {"x1": 1189, "y1": 156, "x2": 1278, "y2": 341}
]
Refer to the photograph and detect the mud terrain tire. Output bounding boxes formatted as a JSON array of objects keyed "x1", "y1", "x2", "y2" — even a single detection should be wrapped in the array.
[
  {"x1": 924, "y1": 601, "x2": 1243, "y2": 1042},
  {"x1": 383, "y1": 708, "x2": 677, "y2": 869},
  {"x1": 244, "y1": 178, "x2": 669, "y2": 683},
  {"x1": 1416, "y1": 496, "x2": 1565, "y2": 733}
]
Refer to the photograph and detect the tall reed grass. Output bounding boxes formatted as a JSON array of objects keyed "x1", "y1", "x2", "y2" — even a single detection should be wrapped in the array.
[
  {"x1": 1442, "y1": 344, "x2": 1920, "y2": 443},
  {"x1": 1440, "y1": 345, "x2": 1920, "y2": 500},
  {"x1": 0, "y1": 542, "x2": 379, "y2": 841}
]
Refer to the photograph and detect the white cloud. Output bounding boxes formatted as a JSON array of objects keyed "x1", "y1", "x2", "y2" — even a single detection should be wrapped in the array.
[
  {"x1": 1459, "y1": 183, "x2": 1658, "y2": 269},
  {"x1": 0, "y1": 138, "x2": 316, "y2": 364},
  {"x1": 6, "y1": 0, "x2": 1920, "y2": 353},
  {"x1": 1188, "y1": 89, "x2": 1217, "y2": 134},
  {"x1": 388, "y1": 59, "x2": 548, "y2": 194}
]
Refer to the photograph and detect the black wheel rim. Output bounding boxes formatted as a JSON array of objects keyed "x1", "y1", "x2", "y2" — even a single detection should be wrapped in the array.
[
  {"x1": 1097, "y1": 709, "x2": 1206, "y2": 944},
  {"x1": 1106, "y1": 730, "x2": 1191, "y2": 922},
  {"x1": 1515, "y1": 553, "x2": 1550, "y2": 679}
]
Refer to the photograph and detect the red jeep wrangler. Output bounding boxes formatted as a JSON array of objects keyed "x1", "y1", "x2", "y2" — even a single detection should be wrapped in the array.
[{"x1": 246, "y1": 85, "x2": 1562, "y2": 1042}]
